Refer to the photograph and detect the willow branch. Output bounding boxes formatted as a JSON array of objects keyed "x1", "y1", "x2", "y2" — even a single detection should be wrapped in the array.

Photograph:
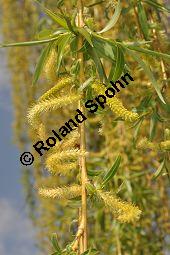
[{"x1": 77, "y1": 0, "x2": 88, "y2": 253}]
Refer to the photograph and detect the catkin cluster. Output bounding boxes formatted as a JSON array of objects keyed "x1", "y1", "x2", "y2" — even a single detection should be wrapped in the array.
[{"x1": 27, "y1": 51, "x2": 84, "y2": 201}]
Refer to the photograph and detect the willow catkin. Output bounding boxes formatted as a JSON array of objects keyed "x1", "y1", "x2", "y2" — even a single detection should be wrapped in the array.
[
  {"x1": 38, "y1": 76, "x2": 74, "y2": 102},
  {"x1": 27, "y1": 77, "x2": 81, "y2": 128},
  {"x1": 28, "y1": 93, "x2": 81, "y2": 127},
  {"x1": 92, "y1": 81, "x2": 139, "y2": 122},
  {"x1": 137, "y1": 137, "x2": 158, "y2": 150},
  {"x1": 46, "y1": 149, "x2": 87, "y2": 175},
  {"x1": 43, "y1": 48, "x2": 57, "y2": 83},
  {"x1": 39, "y1": 185, "x2": 81, "y2": 200},
  {"x1": 160, "y1": 140, "x2": 170, "y2": 150},
  {"x1": 137, "y1": 137, "x2": 170, "y2": 151},
  {"x1": 97, "y1": 190, "x2": 141, "y2": 223}
]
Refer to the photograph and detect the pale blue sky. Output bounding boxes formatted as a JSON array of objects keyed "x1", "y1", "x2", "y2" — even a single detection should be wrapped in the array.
[{"x1": 0, "y1": 39, "x2": 39, "y2": 255}]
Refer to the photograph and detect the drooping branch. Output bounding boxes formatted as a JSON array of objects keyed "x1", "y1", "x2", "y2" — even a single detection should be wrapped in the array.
[{"x1": 77, "y1": 0, "x2": 88, "y2": 253}]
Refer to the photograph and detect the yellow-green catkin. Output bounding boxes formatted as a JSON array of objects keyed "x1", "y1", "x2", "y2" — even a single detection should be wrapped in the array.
[
  {"x1": 160, "y1": 140, "x2": 170, "y2": 150},
  {"x1": 27, "y1": 77, "x2": 81, "y2": 129},
  {"x1": 92, "y1": 81, "x2": 139, "y2": 122},
  {"x1": 46, "y1": 149, "x2": 87, "y2": 175},
  {"x1": 39, "y1": 185, "x2": 81, "y2": 199},
  {"x1": 137, "y1": 137, "x2": 158, "y2": 150},
  {"x1": 137, "y1": 138, "x2": 170, "y2": 151},
  {"x1": 97, "y1": 190, "x2": 141, "y2": 223},
  {"x1": 38, "y1": 76, "x2": 74, "y2": 102},
  {"x1": 43, "y1": 48, "x2": 57, "y2": 83}
]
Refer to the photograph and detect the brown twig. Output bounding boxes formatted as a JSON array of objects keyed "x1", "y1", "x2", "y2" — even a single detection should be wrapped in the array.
[{"x1": 76, "y1": 0, "x2": 88, "y2": 253}]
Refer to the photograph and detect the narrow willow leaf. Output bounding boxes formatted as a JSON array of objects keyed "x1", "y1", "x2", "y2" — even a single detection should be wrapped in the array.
[
  {"x1": 125, "y1": 45, "x2": 170, "y2": 61},
  {"x1": 85, "y1": 182, "x2": 96, "y2": 195},
  {"x1": 64, "y1": 15, "x2": 76, "y2": 35},
  {"x1": 123, "y1": 41, "x2": 152, "y2": 46},
  {"x1": 81, "y1": 248, "x2": 99, "y2": 255},
  {"x1": 98, "y1": 0, "x2": 122, "y2": 33},
  {"x1": 149, "y1": 112, "x2": 158, "y2": 141},
  {"x1": 125, "y1": 48, "x2": 166, "y2": 104},
  {"x1": 101, "y1": 155, "x2": 121, "y2": 188},
  {"x1": 86, "y1": 1, "x2": 105, "y2": 7},
  {"x1": 91, "y1": 35, "x2": 116, "y2": 62},
  {"x1": 33, "y1": 42, "x2": 53, "y2": 85},
  {"x1": 88, "y1": 46, "x2": 106, "y2": 81},
  {"x1": 136, "y1": 95, "x2": 152, "y2": 111},
  {"x1": 34, "y1": 0, "x2": 68, "y2": 29},
  {"x1": 108, "y1": 64, "x2": 116, "y2": 81},
  {"x1": 152, "y1": 159, "x2": 165, "y2": 180},
  {"x1": 56, "y1": 0, "x2": 64, "y2": 8},
  {"x1": 137, "y1": 1, "x2": 149, "y2": 40},
  {"x1": 79, "y1": 77, "x2": 94, "y2": 91},
  {"x1": 103, "y1": 41, "x2": 116, "y2": 61},
  {"x1": 87, "y1": 169, "x2": 103, "y2": 176},
  {"x1": 36, "y1": 29, "x2": 53, "y2": 40},
  {"x1": 112, "y1": 44, "x2": 124, "y2": 81},
  {"x1": 143, "y1": 0, "x2": 170, "y2": 12},
  {"x1": 56, "y1": 33, "x2": 72, "y2": 73},
  {"x1": 70, "y1": 59, "x2": 80, "y2": 76},
  {"x1": 52, "y1": 29, "x2": 69, "y2": 36},
  {"x1": 76, "y1": 27, "x2": 93, "y2": 47},
  {"x1": 0, "y1": 37, "x2": 58, "y2": 48},
  {"x1": 71, "y1": 10, "x2": 77, "y2": 28},
  {"x1": 51, "y1": 234, "x2": 61, "y2": 252},
  {"x1": 133, "y1": 118, "x2": 144, "y2": 143}
]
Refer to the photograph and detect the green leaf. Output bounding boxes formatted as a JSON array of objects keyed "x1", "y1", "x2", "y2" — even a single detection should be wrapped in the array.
[
  {"x1": 103, "y1": 41, "x2": 116, "y2": 61},
  {"x1": 91, "y1": 35, "x2": 116, "y2": 62},
  {"x1": 85, "y1": 182, "x2": 96, "y2": 195},
  {"x1": 143, "y1": 0, "x2": 170, "y2": 13},
  {"x1": 70, "y1": 59, "x2": 80, "y2": 76},
  {"x1": 98, "y1": 0, "x2": 122, "y2": 33},
  {"x1": 81, "y1": 248, "x2": 99, "y2": 255},
  {"x1": 51, "y1": 233, "x2": 61, "y2": 252},
  {"x1": 133, "y1": 118, "x2": 144, "y2": 143},
  {"x1": 125, "y1": 45, "x2": 170, "y2": 61},
  {"x1": 149, "y1": 111, "x2": 158, "y2": 141},
  {"x1": 125, "y1": 48, "x2": 166, "y2": 104},
  {"x1": 64, "y1": 15, "x2": 77, "y2": 35},
  {"x1": 108, "y1": 64, "x2": 116, "y2": 81},
  {"x1": 87, "y1": 169, "x2": 103, "y2": 176},
  {"x1": 123, "y1": 40, "x2": 152, "y2": 46},
  {"x1": 56, "y1": 33, "x2": 72, "y2": 73},
  {"x1": 111, "y1": 44, "x2": 124, "y2": 81},
  {"x1": 34, "y1": 0, "x2": 68, "y2": 29},
  {"x1": 76, "y1": 27, "x2": 93, "y2": 47},
  {"x1": 0, "y1": 37, "x2": 58, "y2": 48},
  {"x1": 52, "y1": 28, "x2": 69, "y2": 36},
  {"x1": 56, "y1": 0, "x2": 64, "y2": 8},
  {"x1": 136, "y1": 95, "x2": 152, "y2": 112},
  {"x1": 33, "y1": 42, "x2": 53, "y2": 85},
  {"x1": 71, "y1": 10, "x2": 77, "y2": 28},
  {"x1": 101, "y1": 155, "x2": 121, "y2": 188},
  {"x1": 86, "y1": 0, "x2": 105, "y2": 7},
  {"x1": 36, "y1": 29, "x2": 53, "y2": 40},
  {"x1": 152, "y1": 159, "x2": 165, "y2": 180},
  {"x1": 79, "y1": 77, "x2": 94, "y2": 91},
  {"x1": 88, "y1": 46, "x2": 107, "y2": 81},
  {"x1": 137, "y1": 1, "x2": 149, "y2": 40}
]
